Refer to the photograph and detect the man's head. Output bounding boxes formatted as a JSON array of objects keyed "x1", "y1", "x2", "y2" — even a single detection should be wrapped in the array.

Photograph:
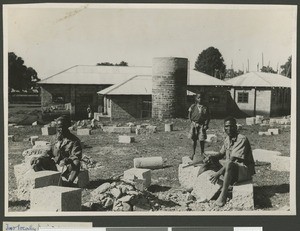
[
  {"x1": 56, "y1": 115, "x2": 71, "y2": 140},
  {"x1": 195, "y1": 93, "x2": 205, "y2": 104},
  {"x1": 224, "y1": 116, "x2": 237, "y2": 138}
]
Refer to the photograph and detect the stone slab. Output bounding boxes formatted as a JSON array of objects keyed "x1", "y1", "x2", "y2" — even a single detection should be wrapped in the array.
[
  {"x1": 178, "y1": 164, "x2": 202, "y2": 190},
  {"x1": 102, "y1": 126, "x2": 132, "y2": 134},
  {"x1": 232, "y1": 180, "x2": 254, "y2": 210},
  {"x1": 17, "y1": 170, "x2": 61, "y2": 200},
  {"x1": 123, "y1": 168, "x2": 151, "y2": 188},
  {"x1": 182, "y1": 156, "x2": 192, "y2": 165},
  {"x1": 77, "y1": 128, "x2": 91, "y2": 136},
  {"x1": 252, "y1": 149, "x2": 281, "y2": 163},
  {"x1": 191, "y1": 170, "x2": 222, "y2": 202},
  {"x1": 119, "y1": 135, "x2": 135, "y2": 143},
  {"x1": 41, "y1": 127, "x2": 56, "y2": 136},
  {"x1": 268, "y1": 128, "x2": 280, "y2": 135},
  {"x1": 30, "y1": 185, "x2": 82, "y2": 211},
  {"x1": 270, "y1": 155, "x2": 290, "y2": 172}
]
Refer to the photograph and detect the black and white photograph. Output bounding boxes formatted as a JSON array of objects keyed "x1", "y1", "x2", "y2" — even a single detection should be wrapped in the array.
[{"x1": 3, "y1": 3, "x2": 297, "y2": 216}]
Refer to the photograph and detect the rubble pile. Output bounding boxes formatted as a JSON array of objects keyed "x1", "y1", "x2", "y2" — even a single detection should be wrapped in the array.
[
  {"x1": 85, "y1": 181, "x2": 157, "y2": 211},
  {"x1": 81, "y1": 155, "x2": 98, "y2": 169}
]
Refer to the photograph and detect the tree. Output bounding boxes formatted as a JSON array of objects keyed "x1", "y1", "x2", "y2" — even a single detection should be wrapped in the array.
[
  {"x1": 97, "y1": 61, "x2": 128, "y2": 66},
  {"x1": 280, "y1": 56, "x2": 291, "y2": 78},
  {"x1": 8, "y1": 52, "x2": 40, "y2": 92},
  {"x1": 260, "y1": 66, "x2": 277, "y2": 74},
  {"x1": 225, "y1": 69, "x2": 244, "y2": 79},
  {"x1": 194, "y1": 47, "x2": 226, "y2": 79}
]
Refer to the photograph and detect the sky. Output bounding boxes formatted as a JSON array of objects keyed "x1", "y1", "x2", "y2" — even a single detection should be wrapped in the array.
[{"x1": 4, "y1": 3, "x2": 297, "y2": 79}]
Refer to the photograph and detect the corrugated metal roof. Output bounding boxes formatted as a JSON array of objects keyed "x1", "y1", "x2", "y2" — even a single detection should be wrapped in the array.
[
  {"x1": 39, "y1": 65, "x2": 152, "y2": 85},
  {"x1": 226, "y1": 72, "x2": 291, "y2": 88},
  {"x1": 98, "y1": 75, "x2": 152, "y2": 95},
  {"x1": 189, "y1": 70, "x2": 231, "y2": 86}
]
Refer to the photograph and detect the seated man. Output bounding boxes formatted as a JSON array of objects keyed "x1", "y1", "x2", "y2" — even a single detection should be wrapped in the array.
[
  {"x1": 31, "y1": 115, "x2": 82, "y2": 186},
  {"x1": 207, "y1": 116, "x2": 255, "y2": 207}
]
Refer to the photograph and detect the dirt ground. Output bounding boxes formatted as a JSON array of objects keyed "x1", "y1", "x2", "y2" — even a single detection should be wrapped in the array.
[{"x1": 7, "y1": 104, "x2": 291, "y2": 212}]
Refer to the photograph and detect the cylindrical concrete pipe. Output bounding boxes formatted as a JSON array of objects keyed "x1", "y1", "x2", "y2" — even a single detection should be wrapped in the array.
[
  {"x1": 133, "y1": 157, "x2": 164, "y2": 169},
  {"x1": 152, "y1": 57, "x2": 188, "y2": 119}
]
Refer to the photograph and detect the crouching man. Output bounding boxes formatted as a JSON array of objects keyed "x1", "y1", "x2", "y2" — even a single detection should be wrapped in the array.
[
  {"x1": 207, "y1": 116, "x2": 255, "y2": 207},
  {"x1": 31, "y1": 115, "x2": 82, "y2": 187}
]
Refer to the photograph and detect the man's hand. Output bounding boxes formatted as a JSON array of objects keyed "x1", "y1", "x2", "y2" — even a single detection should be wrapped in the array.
[{"x1": 209, "y1": 171, "x2": 221, "y2": 184}]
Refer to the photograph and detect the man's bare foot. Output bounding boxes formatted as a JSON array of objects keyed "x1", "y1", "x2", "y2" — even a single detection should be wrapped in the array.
[{"x1": 214, "y1": 197, "x2": 226, "y2": 207}]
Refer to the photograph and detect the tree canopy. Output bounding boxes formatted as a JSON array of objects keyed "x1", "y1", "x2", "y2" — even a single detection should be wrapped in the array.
[
  {"x1": 8, "y1": 52, "x2": 40, "y2": 92},
  {"x1": 194, "y1": 47, "x2": 226, "y2": 79},
  {"x1": 260, "y1": 66, "x2": 277, "y2": 74},
  {"x1": 97, "y1": 61, "x2": 128, "y2": 66},
  {"x1": 280, "y1": 56, "x2": 291, "y2": 78}
]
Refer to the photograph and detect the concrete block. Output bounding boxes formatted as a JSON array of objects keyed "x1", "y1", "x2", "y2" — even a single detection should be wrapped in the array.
[
  {"x1": 102, "y1": 126, "x2": 132, "y2": 134},
  {"x1": 182, "y1": 156, "x2": 192, "y2": 165},
  {"x1": 135, "y1": 128, "x2": 141, "y2": 135},
  {"x1": 22, "y1": 147, "x2": 51, "y2": 157},
  {"x1": 246, "y1": 117, "x2": 256, "y2": 125},
  {"x1": 8, "y1": 135, "x2": 15, "y2": 142},
  {"x1": 33, "y1": 141, "x2": 51, "y2": 148},
  {"x1": 206, "y1": 134, "x2": 217, "y2": 143},
  {"x1": 94, "y1": 112, "x2": 101, "y2": 120},
  {"x1": 133, "y1": 156, "x2": 163, "y2": 169},
  {"x1": 269, "y1": 118, "x2": 279, "y2": 124},
  {"x1": 118, "y1": 135, "x2": 134, "y2": 143},
  {"x1": 232, "y1": 180, "x2": 254, "y2": 210},
  {"x1": 258, "y1": 131, "x2": 271, "y2": 136},
  {"x1": 191, "y1": 170, "x2": 222, "y2": 202},
  {"x1": 74, "y1": 169, "x2": 89, "y2": 188},
  {"x1": 41, "y1": 127, "x2": 56, "y2": 136},
  {"x1": 178, "y1": 164, "x2": 202, "y2": 190},
  {"x1": 77, "y1": 128, "x2": 91, "y2": 136},
  {"x1": 278, "y1": 118, "x2": 290, "y2": 125},
  {"x1": 270, "y1": 155, "x2": 290, "y2": 172},
  {"x1": 30, "y1": 136, "x2": 39, "y2": 145},
  {"x1": 30, "y1": 186, "x2": 82, "y2": 211},
  {"x1": 17, "y1": 171, "x2": 61, "y2": 200},
  {"x1": 164, "y1": 123, "x2": 173, "y2": 132},
  {"x1": 32, "y1": 121, "x2": 38, "y2": 126},
  {"x1": 268, "y1": 128, "x2": 280, "y2": 135},
  {"x1": 123, "y1": 168, "x2": 151, "y2": 188},
  {"x1": 252, "y1": 149, "x2": 281, "y2": 163}
]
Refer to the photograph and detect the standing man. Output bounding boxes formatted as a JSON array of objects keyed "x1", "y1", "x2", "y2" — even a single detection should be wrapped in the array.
[
  {"x1": 208, "y1": 116, "x2": 255, "y2": 207},
  {"x1": 188, "y1": 93, "x2": 211, "y2": 161}
]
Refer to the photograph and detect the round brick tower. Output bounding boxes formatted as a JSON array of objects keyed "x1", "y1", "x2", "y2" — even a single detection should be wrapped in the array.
[{"x1": 152, "y1": 57, "x2": 188, "y2": 119}]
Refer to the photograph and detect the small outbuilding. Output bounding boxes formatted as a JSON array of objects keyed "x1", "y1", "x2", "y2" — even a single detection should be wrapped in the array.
[{"x1": 226, "y1": 72, "x2": 291, "y2": 117}]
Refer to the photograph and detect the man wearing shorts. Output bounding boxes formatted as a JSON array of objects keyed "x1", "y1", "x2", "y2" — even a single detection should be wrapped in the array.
[
  {"x1": 208, "y1": 116, "x2": 255, "y2": 207},
  {"x1": 188, "y1": 93, "x2": 211, "y2": 161}
]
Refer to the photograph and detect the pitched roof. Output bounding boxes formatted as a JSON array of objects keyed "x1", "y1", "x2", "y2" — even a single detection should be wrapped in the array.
[
  {"x1": 98, "y1": 75, "x2": 152, "y2": 95},
  {"x1": 38, "y1": 65, "x2": 152, "y2": 85},
  {"x1": 226, "y1": 72, "x2": 291, "y2": 88},
  {"x1": 189, "y1": 70, "x2": 231, "y2": 86}
]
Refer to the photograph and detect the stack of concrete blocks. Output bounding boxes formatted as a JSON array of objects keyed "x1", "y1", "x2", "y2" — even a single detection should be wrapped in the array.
[
  {"x1": 253, "y1": 149, "x2": 290, "y2": 172},
  {"x1": 119, "y1": 135, "x2": 135, "y2": 143},
  {"x1": 246, "y1": 117, "x2": 256, "y2": 125},
  {"x1": 164, "y1": 123, "x2": 173, "y2": 132},
  {"x1": 31, "y1": 185, "x2": 82, "y2": 211},
  {"x1": 8, "y1": 135, "x2": 15, "y2": 142},
  {"x1": 178, "y1": 156, "x2": 202, "y2": 190},
  {"x1": 232, "y1": 179, "x2": 254, "y2": 210},
  {"x1": 41, "y1": 126, "x2": 56, "y2": 136},
  {"x1": 77, "y1": 128, "x2": 91, "y2": 136},
  {"x1": 123, "y1": 168, "x2": 151, "y2": 190},
  {"x1": 191, "y1": 170, "x2": 223, "y2": 202},
  {"x1": 102, "y1": 126, "x2": 132, "y2": 134}
]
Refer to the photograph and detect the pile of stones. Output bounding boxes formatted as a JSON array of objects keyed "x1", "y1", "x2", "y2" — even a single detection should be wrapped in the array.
[{"x1": 84, "y1": 180, "x2": 156, "y2": 211}]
